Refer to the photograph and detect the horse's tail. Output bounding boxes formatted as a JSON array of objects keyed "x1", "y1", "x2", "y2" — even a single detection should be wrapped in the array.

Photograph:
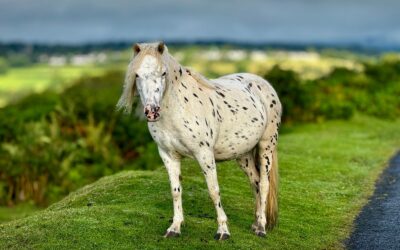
[{"x1": 266, "y1": 147, "x2": 278, "y2": 230}]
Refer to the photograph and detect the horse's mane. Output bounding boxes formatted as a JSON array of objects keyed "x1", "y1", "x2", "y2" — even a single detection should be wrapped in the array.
[
  {"x1": 117, "y1": 43, "x2": 215, "y2": 113},
  {"x1": 185, "y1": 67, "x2": 216, "y2": 90}
]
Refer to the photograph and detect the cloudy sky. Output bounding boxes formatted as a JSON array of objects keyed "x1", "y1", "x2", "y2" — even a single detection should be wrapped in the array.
[{"x1": 0, "y1": 0, "x2": 399, "y2": 46}]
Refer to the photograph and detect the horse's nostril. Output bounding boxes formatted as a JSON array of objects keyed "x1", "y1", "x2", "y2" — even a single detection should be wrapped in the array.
[{"x1": 144, "y1": 109, "x2": 149, "y2": 115}]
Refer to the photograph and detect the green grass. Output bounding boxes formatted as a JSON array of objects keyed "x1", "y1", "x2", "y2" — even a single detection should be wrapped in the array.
[
  {"x1": 0, "y1": 65, "x2": 104, "y2": 107},
  {"x1": 0, "y1": 203, "x2": 40, "y2": 223},
  {"x1": 0, "y1": 115, "x2": 399, "y2": 249}
]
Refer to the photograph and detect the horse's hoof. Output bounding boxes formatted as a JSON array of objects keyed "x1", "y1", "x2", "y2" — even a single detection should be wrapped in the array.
[
  {"x1": 164, "y1": 230, "x2": 180, "y2": 238},
  {"x1": 214, "y1": 233, "x2": 230, "y2": 240},
  {"x1": 255, "y1": 231, "x2": 266, "y2": 237}
]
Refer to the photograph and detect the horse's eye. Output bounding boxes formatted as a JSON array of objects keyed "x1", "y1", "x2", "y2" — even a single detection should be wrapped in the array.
[
  {"x1": 162, "y1": 72, "x2": 167, "y2": 76},
  {"x1": 135, "y1": 73, "x2": 139, "y2": 78}
]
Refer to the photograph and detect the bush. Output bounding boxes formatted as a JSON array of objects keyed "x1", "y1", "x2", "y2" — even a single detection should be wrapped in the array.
[
  {"x1": 364, "y1": 60, "x2": 400, "y2": 85},
  {"x1": 264, "y1": 65, "x2": 313, "y2": 123},
  {"x1": 0, "y1": 71, "x2": 161, "y2": 206},
  {"x1": 264, "y1": 59, "x2": 400, "y2": 123}
]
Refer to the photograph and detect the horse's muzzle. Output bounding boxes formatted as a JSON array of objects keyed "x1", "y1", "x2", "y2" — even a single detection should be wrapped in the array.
[{"x1": 144, "y1": 105, "x2": 161, "y2": 122}]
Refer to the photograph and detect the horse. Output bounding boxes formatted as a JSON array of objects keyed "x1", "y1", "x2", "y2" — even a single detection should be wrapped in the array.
[{"x1": 117, "y1": 42, "x2": 282, "y2": 240}]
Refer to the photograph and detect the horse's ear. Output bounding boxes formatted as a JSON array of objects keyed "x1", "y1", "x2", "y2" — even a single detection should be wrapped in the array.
[
  {"x1": 157, "y1": 41, "x2": 165, "y2": 54},
  {"x1": 132, "y1": 43, "x2": 141, "y2": 54}
]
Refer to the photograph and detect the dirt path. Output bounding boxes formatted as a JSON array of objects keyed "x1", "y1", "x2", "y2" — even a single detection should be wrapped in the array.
[{"x1": 346, "y1": 152, "x2": 400, "y2": 249}]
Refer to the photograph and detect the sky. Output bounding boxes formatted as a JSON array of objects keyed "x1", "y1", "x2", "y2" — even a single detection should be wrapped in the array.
[{"x1": 0, "y1": 0, "x2": 399, "y2": 47}]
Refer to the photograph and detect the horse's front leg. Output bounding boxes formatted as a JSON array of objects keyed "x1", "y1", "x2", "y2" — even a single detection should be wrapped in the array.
[
  {"x1": 158, "y1": 147, "x2": 183, "y2": 237},
  {"x1": 196, "y1": 150, "x2": 230, "y2": 240}
]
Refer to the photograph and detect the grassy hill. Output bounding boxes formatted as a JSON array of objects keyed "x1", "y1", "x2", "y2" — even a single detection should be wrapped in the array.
[{"x1": 1, "y1": 115, "x2": 399, "y2": 249}]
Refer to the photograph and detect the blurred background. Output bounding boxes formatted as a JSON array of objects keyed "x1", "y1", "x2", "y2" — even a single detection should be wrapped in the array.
[{"x1": 0, "y1": 0, "x2": 399, "y2": 221}]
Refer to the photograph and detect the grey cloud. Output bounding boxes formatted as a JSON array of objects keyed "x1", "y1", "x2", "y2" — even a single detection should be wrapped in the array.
[{"x1": 0, "y1": 0, "x2": 399, "y2": 45}]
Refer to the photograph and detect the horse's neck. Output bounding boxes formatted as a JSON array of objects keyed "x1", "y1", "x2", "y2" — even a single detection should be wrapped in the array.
[
  {"x1": 161, "y1": 54, "x2": 211, "y2": 118},
  {"x1": 161, "y1": 57, "x2": 187, "y2": 112}
]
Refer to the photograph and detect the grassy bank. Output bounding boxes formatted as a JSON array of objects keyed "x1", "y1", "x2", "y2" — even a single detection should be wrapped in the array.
[{"x1": 0, "y1": 115, "x2": 399, "y2": 249}]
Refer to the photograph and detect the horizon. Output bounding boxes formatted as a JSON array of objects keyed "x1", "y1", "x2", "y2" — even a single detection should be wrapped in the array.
[{"x1": 2, "y1": 39, "x2": 397, "y2": 54}]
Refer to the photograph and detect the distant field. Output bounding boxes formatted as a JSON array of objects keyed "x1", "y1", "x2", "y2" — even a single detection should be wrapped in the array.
[
  {"x1": 0, "y1": 48, "x2": 368, "y2": 108},
  {"x1": 172, "y1": 47, "x2": 364, "y2": 79},
  {"x1": 0, "y1": 65, "x2": 106, "y2": 107}
]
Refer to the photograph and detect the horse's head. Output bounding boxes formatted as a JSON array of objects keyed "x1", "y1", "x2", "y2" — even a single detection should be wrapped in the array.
[
  {"x1": 134, "y1": 42, "x2": 167, "y2": 122},
  {"x1": 117, "y1": 42, "x2": 168, "y2": 122}
]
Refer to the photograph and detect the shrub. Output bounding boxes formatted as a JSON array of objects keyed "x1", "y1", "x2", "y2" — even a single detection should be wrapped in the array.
[
  {"x1": 0, "y1": 71, "x2": 161, "y2": 206},
  {"x1": 263, "y1": 59, "x2": 400, "y2": 123},
  {"x1": 264, "y1": 65, "x2": 313, "y2": 123}
]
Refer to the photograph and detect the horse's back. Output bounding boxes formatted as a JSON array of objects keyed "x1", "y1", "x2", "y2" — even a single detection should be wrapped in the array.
[
  {"x1": 213, "y1": 72, "x2": 280, "y2": 112},
  {"x1": 214, "y1": 72, "x2": 263, "y2": 82}
]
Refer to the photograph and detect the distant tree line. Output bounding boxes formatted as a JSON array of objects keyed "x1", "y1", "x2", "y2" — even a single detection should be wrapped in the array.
[{"x1": 0, "y1": 40, "x2": 389, "y2": 61}]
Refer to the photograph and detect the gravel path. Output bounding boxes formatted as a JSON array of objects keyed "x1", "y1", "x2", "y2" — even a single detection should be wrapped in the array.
[{"x1": 346, "y1": 152, "x2": 400, "y2": 250}]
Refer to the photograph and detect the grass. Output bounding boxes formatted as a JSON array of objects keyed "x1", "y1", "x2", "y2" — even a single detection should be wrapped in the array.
[
  {"x1": 0, "y1": 115, "x2": 399, "y2": 249},
  {"x1": 0, "y1": 65, "x2": 104, "y2": 107},
  {"x1": 0, "y1": 203, "x2": 40, "y2": 223}
]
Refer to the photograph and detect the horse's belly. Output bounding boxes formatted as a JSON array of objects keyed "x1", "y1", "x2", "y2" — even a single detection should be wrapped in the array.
[{"x1": 213, "y1": 122, "x2": 265, "y2": 160}]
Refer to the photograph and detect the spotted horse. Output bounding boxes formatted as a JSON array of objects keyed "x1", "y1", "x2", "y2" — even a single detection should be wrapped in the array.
[{"x1": 117, "y1": 42, "x2": 282, "y2": 240}]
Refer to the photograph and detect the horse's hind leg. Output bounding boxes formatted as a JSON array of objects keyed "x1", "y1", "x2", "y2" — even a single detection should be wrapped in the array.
[
  {"x1": 195, "y1": 150, "x2": 230, "y2": 240},
  {"x1": 255, "y1": 122, "x2": 279, "y2": 237},
  {"x1": 236, "y1": 152, "x2": 261, "y2": 231}
]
